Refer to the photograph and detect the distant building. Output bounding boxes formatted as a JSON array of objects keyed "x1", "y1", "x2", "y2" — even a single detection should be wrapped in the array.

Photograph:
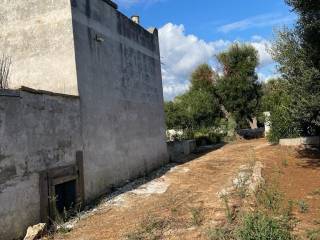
[{"x1": 0, "y1": 0, "x2": 168, "y2": 239}]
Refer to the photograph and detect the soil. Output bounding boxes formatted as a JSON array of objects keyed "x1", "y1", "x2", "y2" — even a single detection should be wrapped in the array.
[
  {"x1": 261, "y1": 144, "x2": 320, "y2": 236},
  {"x1": 53, "y1": 139, "x2": 320, "y2": 240}
]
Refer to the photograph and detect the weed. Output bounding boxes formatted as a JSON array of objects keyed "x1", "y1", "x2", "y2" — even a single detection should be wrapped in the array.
[
  {"x1": 282, "y1": 159, "x2": 289, "y2": 167},
  {"x1": 306, "y1": 228, "x2": 320, "y2": 240},
  {"x1": 125, "y1": 215, "x2": 167, "y2": 240},
  {"x1": 190, "y1": 206, "x2": 204, "y2": 226},
  {"x1": 220, "y1": 194, "x2": 234, "y2": 224},
  {"x1": 171, "y1": 207, "x2": 178, "y2": 214},
  {"x1": 255, "y1": 183, "x2": 283, "y2": 213},
  {"x1": 236, "y1": 212, "x2": 295, "y2": 240},
  {"x1": 297, "y1": 200, "x2": 309, "y2": 213},
  {"x1": 207, "y1": 226, "x2": 234, "y2": 240},
  {"x1": 235, "y1": 172, "x2": 250, "y2": 199},
  {"x1": 312, "y1": 188, "x2": 320, "y2": 196}
]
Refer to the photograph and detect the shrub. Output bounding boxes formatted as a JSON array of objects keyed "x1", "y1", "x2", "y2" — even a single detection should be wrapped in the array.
[
  {"x1": 194, "y1": 128, "x2": 223, "y2": 146},
  {"x1": 267, "y1": 105, "x2": 301, "y2": 144},
  {"x1": 255, "y1": 183, "x2": 283, "y2": 213},
  {"x1": 207, "y1": 227, "x2": 234, "y2": 240},
  {"x1": 236, "y1": 212, "x2": 295, "y2": 240}
]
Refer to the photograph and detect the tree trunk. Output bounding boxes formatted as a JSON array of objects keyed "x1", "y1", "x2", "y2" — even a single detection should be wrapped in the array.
[{"x1": 247, "y1": 117, "x2": 258, "y2": 129}]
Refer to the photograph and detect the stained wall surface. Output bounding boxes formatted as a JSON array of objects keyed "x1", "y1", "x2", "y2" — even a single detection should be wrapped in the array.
[
  {"x1": 71, "y1": 0, "x2": 168, "y2": 201},
  {"x1": 0, "y1": 0, "x2": 168, "y2": 238},
  {"x1": 0, "y1": 0, "x2": 78, "y2": 95},
  {"x1": 0, "y1": 90, "x2": 82, "y2": 240}
]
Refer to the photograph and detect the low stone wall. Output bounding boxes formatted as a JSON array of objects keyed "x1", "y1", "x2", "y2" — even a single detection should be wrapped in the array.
[
  {"x1": 279, "y1": 136, "x2": 320, "y2": 146},
  {"x1": 167, "y1": 140, "x2": 197, "y2": 162}
]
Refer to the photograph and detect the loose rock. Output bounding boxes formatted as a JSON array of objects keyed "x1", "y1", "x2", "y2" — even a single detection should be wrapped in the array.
[{"x1": 23, "y1": 223, "x2": 46, "y2": 240}]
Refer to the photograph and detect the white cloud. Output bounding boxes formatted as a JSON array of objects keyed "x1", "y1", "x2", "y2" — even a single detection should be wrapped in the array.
[
  {"x1": 217, "y1": 13, "x2": 296, "y2": 33},
  {"x1": 158, "y1": 23, "x2": 275, "y2": 100},
  {"x1": 159, "y1": 23, "x2": 229, "y2": 100},
  {"x1": 250, "y1": 38, "x2": 273, "y2": 68}
]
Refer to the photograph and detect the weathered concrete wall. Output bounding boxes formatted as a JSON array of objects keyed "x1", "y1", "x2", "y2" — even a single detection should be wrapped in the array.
[
  {"x1": 0, "y1": 0, "x2": 78, "y2": 95},
  {"x1": 167, "y1": 140, "x2": 197, "y2": 163},
  {"x1": 279, "y1": 136, "x2": 320, "y2": 146},
  {"x1": 71, "y1": 0, "x2": 168, "y2": 201},
  {"x1": 0, "y1": 90, "x2": 82, "y2": 240}
]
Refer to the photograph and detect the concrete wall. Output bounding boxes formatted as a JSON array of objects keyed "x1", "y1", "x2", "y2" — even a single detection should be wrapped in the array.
[
  {"x1": 0, "y1": 90, "x2": 82, "y2": 240},
  {"x1": 167, "y1": 140, "x2": 197, "y2": 163},
  {"x1": 279, "y1": 136, "x2": 320, "y2": 146},
  {"x1": 71, "y1": 0, "x2": 168, "y2": 201},
  {"x1": 0, "y1": 0, "x2": 78, "y2": 95}
]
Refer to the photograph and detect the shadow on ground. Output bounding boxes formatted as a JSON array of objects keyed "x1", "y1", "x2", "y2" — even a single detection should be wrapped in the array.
[{"x1": 296, "y1": 147, "x2": 320, "y2": 169}]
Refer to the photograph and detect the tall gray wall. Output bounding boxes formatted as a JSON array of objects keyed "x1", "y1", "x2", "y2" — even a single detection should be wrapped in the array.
[
  {"x1": 0, "y1": 0, "x2": 78, "y2": 95},
  {"x1": 0, "y1": 90, "x2": 82, "y2": 240},
  {"x1": 71, "y1": 0, "x2": 168, "y2": 201}
]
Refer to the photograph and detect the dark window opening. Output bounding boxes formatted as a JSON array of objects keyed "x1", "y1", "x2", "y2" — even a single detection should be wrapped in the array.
[{"x1": 54, "y1": 180, "x2": 76, "y2": 213}]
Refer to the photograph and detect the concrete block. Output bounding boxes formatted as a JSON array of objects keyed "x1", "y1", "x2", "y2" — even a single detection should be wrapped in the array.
[{"x1": 279, "y1": 136, "x2": 320, "y2": 146}]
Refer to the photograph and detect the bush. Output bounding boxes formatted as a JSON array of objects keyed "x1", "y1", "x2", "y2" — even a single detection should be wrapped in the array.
[
  {"x1": 237, "y1": 212, "x2": 295, "y2": 240},
  {"x1": 267, "y1": 106, "x2": 301, "y2": 143},
  {"x1": 193, "y1": 128, "x2": 222, "y2": 146},
  {"x1": 207, "y1": 227, "x2": 234, "y2": 240}
]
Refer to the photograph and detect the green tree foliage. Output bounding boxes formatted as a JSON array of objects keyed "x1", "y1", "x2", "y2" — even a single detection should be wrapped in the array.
[
  {"x1": 164, "y1": 64, "x2": 221, "y2": 130},
  {"x1": 261, "y1": 78, "x2": 300, "y2": 143},
  {"x1": 271, "y1": 0, "x2": 320, "y2": 137},
  {"x1": 216, "y1": 43, "x2": 262, "y2": 129},
  {"x1": 190, "y1": 64, "x2": 217, "y2": 91}
]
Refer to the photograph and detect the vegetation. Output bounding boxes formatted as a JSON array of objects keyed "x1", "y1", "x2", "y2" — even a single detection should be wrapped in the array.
[
  {"x1": 0, "y1": 54, "x2": 11, "y2": 90},
  {"x1": 190, "y1": 206, "x2": 204, "y2": 226},
  {"x1": 216, "y1": 43, "x2": 262, "y2": 129},
  {"x1": 268, "y1": 0, "x2": 320, "y2": 141},
  {"x1": 236, "y1": 211, "x2": 294, "y2": 240},
  {"x1": 165, "y1": 44, "x2": 263, "y2": 143},
  {"x1": 125, "y1": 215, "x2": 168, "y2": 240},
  {"x1": 164, "y1": 64, "x2": 221, "y2": 132}
]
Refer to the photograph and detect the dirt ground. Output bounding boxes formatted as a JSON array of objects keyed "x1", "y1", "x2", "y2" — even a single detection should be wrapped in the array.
[
  {"x1": 54, "y1": 139, "x2": 320, "y2": 240},
  {"x1": 261, "y1": 144, "x2": 320, "y2": 235}
]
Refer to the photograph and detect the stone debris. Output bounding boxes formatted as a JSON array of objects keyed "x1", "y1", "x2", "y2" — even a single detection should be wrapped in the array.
[
  {"x1": 131, "y1": 177, "x2": 170, "y2": 196},
  {"x1": 23, "y1": 223, "x2": 46, "y2": 240},
  {"x1": 248, "y1": 161, "x2": 264, "y2": 193},
  {"x1": 217, "y1": 161, "x2": 264, "y2": 198},
  {"x1": 169, "y1": 166, "x2": 190, "y2": 173}
]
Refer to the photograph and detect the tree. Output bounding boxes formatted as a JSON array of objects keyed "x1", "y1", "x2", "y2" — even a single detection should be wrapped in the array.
[
  {"x1": 190, "y1": 64, "x2": 218, "y2": 91},
  {"x1": 164, "y1": 64, "x2": 221, "y2": 130},
  {"x1": 0, "y1": 54, "x2": 11, "y2": 90},
  {"x1": 216, "y1": 43, "x2": 262, "y2": 129},
  {"x1": 272, "y1": 0, "x2": 320, "y2": 137}
]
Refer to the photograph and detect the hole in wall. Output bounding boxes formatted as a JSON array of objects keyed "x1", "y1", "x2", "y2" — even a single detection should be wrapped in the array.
[{"x1": 54, "y1": 180, "x2": 77, "y2": 213}]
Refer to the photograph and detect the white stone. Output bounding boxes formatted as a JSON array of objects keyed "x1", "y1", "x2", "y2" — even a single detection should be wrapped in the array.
[{"x1": 23, "y1": 223, "x2": 46, "y2": 240}]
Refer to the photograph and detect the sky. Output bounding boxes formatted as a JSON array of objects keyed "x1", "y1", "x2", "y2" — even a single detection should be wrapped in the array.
[{"x1": 113, "y1": 0, "x2": 296, "y2": 100}]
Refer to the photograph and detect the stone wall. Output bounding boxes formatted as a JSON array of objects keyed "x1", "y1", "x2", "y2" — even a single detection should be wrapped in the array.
[
  {"x1": 71, "y1": 0, "x2": 168, "y2": 201},
  {"x1": 0, "y1": 89, "x2": 82, "y2": 240},
  {"x1": 0, "y1": 0, "x2": 78, "y2": 95},
  {"x1": 0, "y1": 0, "x2": 168, "y2": 238}
]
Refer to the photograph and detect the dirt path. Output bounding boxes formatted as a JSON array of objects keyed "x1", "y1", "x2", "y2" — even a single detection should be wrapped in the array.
[{"x1": 53, "y1": 139, "x2": 268, "y2": 240}]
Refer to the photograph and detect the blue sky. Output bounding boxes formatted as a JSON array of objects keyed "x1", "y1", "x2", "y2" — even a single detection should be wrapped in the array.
[{"x1": 113, "y1": 0, "x2": 296, "y2": 100}]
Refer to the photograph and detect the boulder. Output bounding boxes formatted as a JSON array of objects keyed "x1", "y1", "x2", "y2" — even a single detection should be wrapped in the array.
[{"x1": 24, "y1": 223, "x2": 46, "y2": 240}]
